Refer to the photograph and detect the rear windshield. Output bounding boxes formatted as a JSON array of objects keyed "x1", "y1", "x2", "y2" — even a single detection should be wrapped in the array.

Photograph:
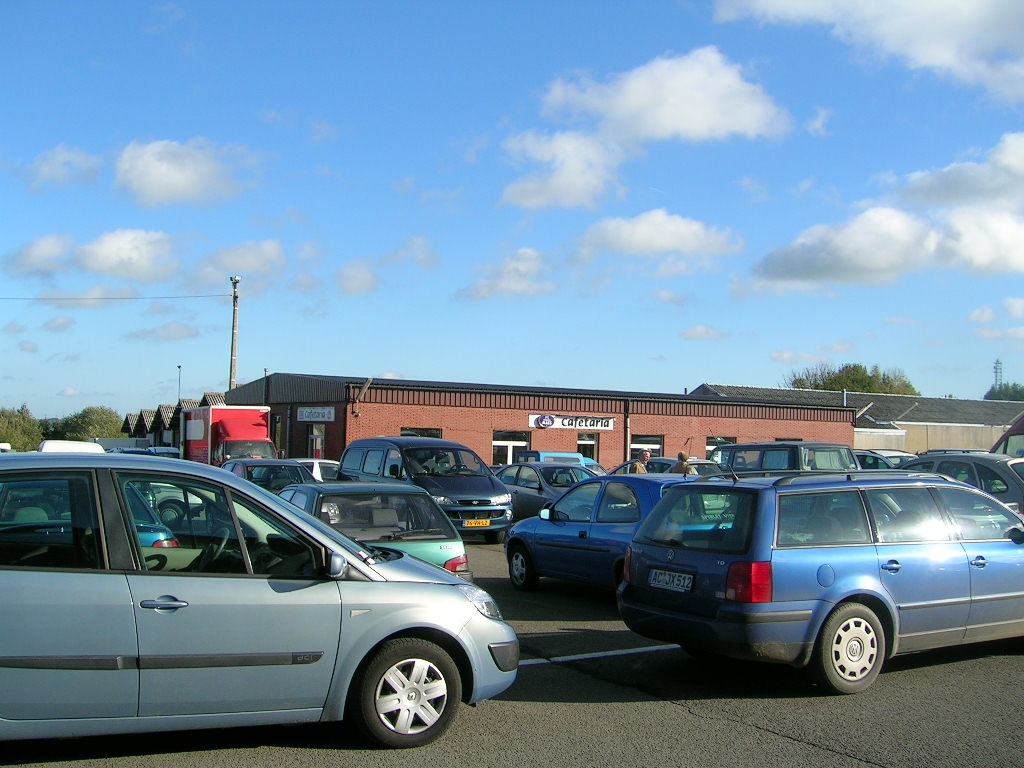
[{"x1": 635, "y1": 486, "x2": 756, "y2": 554}]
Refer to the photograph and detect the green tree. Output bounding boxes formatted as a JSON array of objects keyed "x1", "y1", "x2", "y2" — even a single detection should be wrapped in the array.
[
  {"x1": 784, "y1": 363, "x2": 920, "y2": 395},
  {"x1": 984, "y1": 382, "x2": 1024, "y2": 401},
  {"x1": 0, "y1": 404, "x2": 44, "y2": 451},
  {"x1": 56, "y1": 406, "x2": 125, "y2": 441}
]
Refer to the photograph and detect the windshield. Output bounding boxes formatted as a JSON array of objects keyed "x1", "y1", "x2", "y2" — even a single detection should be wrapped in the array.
[
  {"x1": 403, "y1": 447, "x2": 490, "y2": 477},
  {"x1": 225, "y1": 440, "x2": 277, "y2": 460}
]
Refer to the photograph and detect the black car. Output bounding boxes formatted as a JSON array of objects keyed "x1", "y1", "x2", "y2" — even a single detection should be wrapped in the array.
[
  {"x1": 494, "y1": 462, "x2": 596, "y2": 520},
  {"x1": 901, "y1": 452, "x2": 1024, "y2": 513}
]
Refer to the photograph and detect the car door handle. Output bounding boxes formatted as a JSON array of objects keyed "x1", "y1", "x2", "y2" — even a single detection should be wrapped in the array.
[
  {"x1": 881, "y1": 560, "x2": 901, "y2": 573},
  {"x1": 970, "y1": 556, "x2": 988, "y2": 569},
  {"x1": 140, "y1": 598, "x2": 189, "y2": 610},
  {"x1": 578, "y1": 531, "x2": 587, "y2": 539}
]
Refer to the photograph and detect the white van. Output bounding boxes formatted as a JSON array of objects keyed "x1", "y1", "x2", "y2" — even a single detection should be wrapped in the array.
[{"x1": 37, "y1": 440, "x2": 106, "y2": 453}]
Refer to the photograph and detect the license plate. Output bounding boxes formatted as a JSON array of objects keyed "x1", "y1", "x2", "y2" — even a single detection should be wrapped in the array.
[
  {"x1": 464, "y1": 519, "x2": 491, "y2": 528},
  {"x1": 648, "y1": 568, "x2": 693, "y2": 592}
]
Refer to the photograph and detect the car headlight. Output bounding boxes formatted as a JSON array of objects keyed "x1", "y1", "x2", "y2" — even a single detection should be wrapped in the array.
[
  {"x1": 457, "y1": 583, "x2": 503, "y2": 620},
  {"x1": 432, "y1": 494, "x2": 455, "y2": 506},
  {"x1": 492, "y1": 492, "x2": 512, "y2": 507}
]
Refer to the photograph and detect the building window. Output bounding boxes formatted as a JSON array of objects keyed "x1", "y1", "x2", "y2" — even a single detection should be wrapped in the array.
[
  {"x1": 630, "y1": 434, "x2": 663, "y2": 459},
  {"x1": 401, "y1": 427, "x2": 441, "y2": 438},
  {"x1": 493, "y1": 430, "x2": 530, "y2": 466},
  {"x1": 577, "y1": 432, "x2": 598, "y2": 461}
]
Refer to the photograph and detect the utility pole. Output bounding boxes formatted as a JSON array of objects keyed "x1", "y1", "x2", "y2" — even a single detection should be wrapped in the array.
[{"x1": 229, "y1": 276, "x2": 241, "y2": 390}]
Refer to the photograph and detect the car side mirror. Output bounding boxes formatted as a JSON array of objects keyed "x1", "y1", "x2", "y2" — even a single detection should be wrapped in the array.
[
  {"x1": 327, "y1": 551, "x2": 349, "y2": 578},
  {"x1": 1008, "y1": 527, "x2": 1024, "y2": 545},
  {"x1": 539, "y1": 509, "x2": 551, "y2": 521}
]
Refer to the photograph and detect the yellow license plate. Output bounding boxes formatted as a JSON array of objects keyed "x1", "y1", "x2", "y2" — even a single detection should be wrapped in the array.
[{"x1": 464, "y1": 519, "x2": 491, "y2": 528}]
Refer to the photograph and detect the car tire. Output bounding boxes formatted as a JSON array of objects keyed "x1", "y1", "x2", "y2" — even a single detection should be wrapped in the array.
[
  {"x1": 483, "y1": 529, "x2": 505, "y2": 544},
  {"x1": 507, "y1": 542, "x2": 539, "y2": 591},
  {"x1": 157, "y1": 498, "x2": 186, "y2": 526},
  {"x1": 349, "y1": 637, "x2": 462, "y2": 749},
  {"x1": 812, "y1": 603, "x2": 886, "y2": 694}
]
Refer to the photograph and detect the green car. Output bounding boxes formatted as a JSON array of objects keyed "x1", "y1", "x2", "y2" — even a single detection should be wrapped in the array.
[{"x1": 277, "y1": 481, "x2": 471, "y2": 580}]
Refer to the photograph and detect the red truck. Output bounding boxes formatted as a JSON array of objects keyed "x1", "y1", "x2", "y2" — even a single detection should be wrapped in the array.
[{"x1": 180, "y1": 405, "x2": 277, "y2": 465}]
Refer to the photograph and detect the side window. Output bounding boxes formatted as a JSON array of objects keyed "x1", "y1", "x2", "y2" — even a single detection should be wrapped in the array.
[
  {"x1": 976, "y1": 464, "x2": 1009, "y2": 496},
  {"x1": 936, "y1": 460, "x2": 976, "y2": 486},
  {"x1": 551, "y1": 482, "x2": 601, "y2": 523},
  {"x1": 518, "y1": 467, "x2": 541, "y2": 489},
  {"x1": 384, "y1": 448, "x2": 404, "y2": 479},
  {"x1": 934, "y1": 486, "x2": 1021, "y2": 540},
  {"x1": 597, "y1": 482, "x2": 640, "y2": 523},
  {"x1": 121, "y1": 475, "x2": 247, "y2": 575},
  {"x1": 866, "y1": 487, "x2": 950, "y2": 543},
  {"x1": 362, "y1": 449, "x2": 385, "y2": 476},
  {"x1": 341, "y1": 449, "x2": 365, "y2": 472},
  {"x1": 777, "y1": 491, "x2": 870, "y2": 546},
  {"x1": 230, "y1": 494, "x2": 318, "y2": 578},
  {"x1": 0, "y1": 474, "x2": 101, "y2": 569},
  {"x1": 496, "y1": 466, "x2": 518, "y2": 483},
  {"x1": 761, "y1": 449, "x2": 790, "y2": 470}
]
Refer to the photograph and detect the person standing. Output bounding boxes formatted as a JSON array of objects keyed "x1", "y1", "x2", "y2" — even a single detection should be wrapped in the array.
[
  {"x1": 669, "y1": 450, "x2": 697, "y2": 474},
  {"x1": 629, "y1": 449, "x2": 651, "y2": 473}
]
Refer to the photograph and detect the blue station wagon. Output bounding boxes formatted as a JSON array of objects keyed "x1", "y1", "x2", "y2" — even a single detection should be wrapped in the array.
[{"x1": 618, "y1": 471, "x2": 1024, "y2": 693}]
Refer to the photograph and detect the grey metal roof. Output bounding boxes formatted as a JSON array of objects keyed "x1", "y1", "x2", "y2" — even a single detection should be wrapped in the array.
[{"x1": 689, "y1": 384, "x2": 1024, "y2": 428}]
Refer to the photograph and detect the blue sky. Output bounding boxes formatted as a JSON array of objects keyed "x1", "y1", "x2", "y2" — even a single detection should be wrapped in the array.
[{"x1": 3, "y1": 1, "x2": 1024, "y2": 418}]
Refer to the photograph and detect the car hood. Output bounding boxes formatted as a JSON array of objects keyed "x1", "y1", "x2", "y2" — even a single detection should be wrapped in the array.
[
  {"x1": 362, "y1": 547, "x2": 466, "y2": 584},
  {"x1": 413, "y1": 474, "x2": 502, "y2": 497}
]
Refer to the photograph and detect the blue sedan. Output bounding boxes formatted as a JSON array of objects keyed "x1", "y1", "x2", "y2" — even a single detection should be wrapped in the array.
[{"x1": 504, "y1": 474, "x2": 691, "y2": 591}]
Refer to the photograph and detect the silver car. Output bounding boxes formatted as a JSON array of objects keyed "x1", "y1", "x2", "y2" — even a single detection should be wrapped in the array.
[{"x1": 0, "y1": 453, "x2": 518, "y2": 748}]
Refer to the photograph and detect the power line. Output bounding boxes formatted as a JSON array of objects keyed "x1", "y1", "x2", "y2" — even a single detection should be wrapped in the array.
[{"x1": 0, "y1": 293, "x2": 230, "y2": 301}]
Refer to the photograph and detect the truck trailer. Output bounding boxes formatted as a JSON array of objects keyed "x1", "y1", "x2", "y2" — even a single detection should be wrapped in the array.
[{"x1": 180, "y1": 405, "x2": 276, "y2": 465}]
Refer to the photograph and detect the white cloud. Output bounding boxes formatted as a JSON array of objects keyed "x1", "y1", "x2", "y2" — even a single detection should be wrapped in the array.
[
  {"x1": 902, "y1": 132, "x2": 1024, "y2": 208},
  {"x1": 715, "y1": 0, "x2": 1024, "y2": 101},
  {"x1": 29, "y1": 144, "x2": 101, "y2": 188},
  {"x1": 543, "y1": 48, "x2": 791, "y2": 143},
  {"x1": 502, "y1": 48, "x2": 789, "y2": 209},
  {"x1": 336, "y1": 261, "x2": 378, "y2": 295},
  {"x1": 116, "y1": 138, "x2": 251, "y2": 206},
  {"x1": 501, "y1": 131, "x2": 623, "y2": 208},
  {"x1": 383, "y1": 235, "x2": 438, "y2": 267},
  {"x1": 42, "y1": 316, "x2": 74, "y2": 333},
  {"x1": 77, "y1": 229, "x2": 177, "y2": 282},
  {"x1": 4, "y1": 234, "x2": 73, "y2": 277},
  {"x1": 1005, "y1": 298, "x2": 1024, "y2": 318},
  {"x1": 754, "y1": 132, "x2": 1024, "y2": 289},
  {"x1": 806, "y1": 107, "x2": 833, "y2": 137},
  {"x1": 969, "y1": 306, "x2": 996, "y2": 323},
  {"x1": 458, "y1": 247, "x2": 556, "y2": 299},
  {"x1": 19, "y1": 341, "x2": 38, "y2": 353},
  {"x1": 580, "y1": 209, "x2": 743, "y2": 264},
  {"x1": 754, "y1": 207, "x2": 939, "y2": 286},
  {"x1": 655, "y1": 289, "x2": 688, "y2": 305},
  {"x1": 194, "y1": 240, "x2": 286, "y2": 292},
  {"x1": 681, "y1": 324, "x2": 727, "y2": 340},
  {"x1": 124, "y1": 321, "x2": 201, "y2": 342}
]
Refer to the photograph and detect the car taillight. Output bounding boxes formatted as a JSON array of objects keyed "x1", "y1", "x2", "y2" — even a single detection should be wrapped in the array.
[
  {"x1": 151, "y1": 538, "x2": 180, "y2": 548},
  {"x1": 726, "y1": 561, "x2": 771, "y2": 603},
  {"x1": 444, "y1": 553, "x2": 470, "y2": 574}
]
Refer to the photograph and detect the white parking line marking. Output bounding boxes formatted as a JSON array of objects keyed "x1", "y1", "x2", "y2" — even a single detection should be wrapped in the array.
[{"x1": 519, "y1": 643, "x2": 678, "y2": 667}]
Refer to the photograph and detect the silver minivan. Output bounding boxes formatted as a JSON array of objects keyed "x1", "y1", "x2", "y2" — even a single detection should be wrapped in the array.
[{"x1": 0, "y1": 453, "x2": 518, "y2": 748}]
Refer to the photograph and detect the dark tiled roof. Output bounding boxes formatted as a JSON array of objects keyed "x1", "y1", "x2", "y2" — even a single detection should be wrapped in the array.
[{"x1": 689, "y1": 384, "x2": 1024, "y2": 428}]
